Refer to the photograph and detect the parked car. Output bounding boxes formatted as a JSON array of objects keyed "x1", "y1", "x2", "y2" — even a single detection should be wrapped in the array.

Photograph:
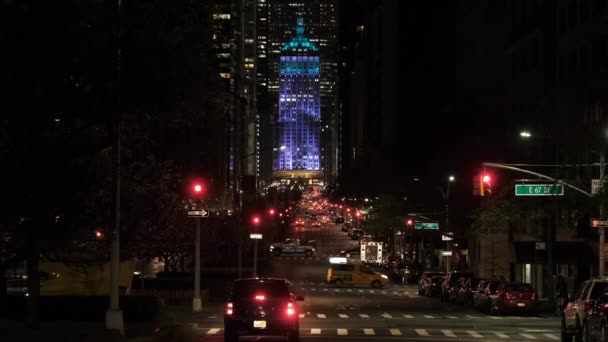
[
  {"x1": 563, "y1": 278, "x2": 608, "y2": 342},
  {"x1": 475, "y1": 280, "x2": 501, "y2": 313},
  {"x1": 441, "y1": 271, "x2": 475, "y2": 303},
  {"x1": 224, "y1": 278, "x2": 304, "y2": 342},
  {"x1": 454, "y1": 277, "x2": 482, "y2": 305},
  {"x1": 418, "y1": 272, "x2": 445, "y2": 295},
  {"x1": 490, "y1": 282, "x2": 538, "y2": 315},
  {"x1": 423, "y1": 276, "x2": 445, "y2": 297},
  {"x1": 351, "y1": 229, "x2": 364, "y2": 240},
  {"x1": 582, "y1": 287, "x2": 608, "y2": 341},
  {"x1": 447, "y1": 277, "x2": 466, "y2": 303}
]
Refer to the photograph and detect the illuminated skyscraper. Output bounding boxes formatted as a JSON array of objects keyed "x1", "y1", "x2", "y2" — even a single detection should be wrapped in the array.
[{"x1": 274, "y1": 18, "x2": 321, "y2": 172}]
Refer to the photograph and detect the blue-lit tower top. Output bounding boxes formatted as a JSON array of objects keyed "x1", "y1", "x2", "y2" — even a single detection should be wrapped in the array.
[{"x1": 274, "y1": 17, "x2": 321, "y2": 172}]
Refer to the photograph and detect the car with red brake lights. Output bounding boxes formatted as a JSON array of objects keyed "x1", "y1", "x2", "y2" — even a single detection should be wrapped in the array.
[
  {"x1": 224, "y1": 278, "x2": 304, "y2": 342},
  {"x1": 490, "y1": 282, "x2": 538, "y2": 315},
  {"x1": 311, "y1": 220, "x2": 321, "y2": 228},
  {"x1": 294, "y1": 218, "x2": 305, "y2": 226}
]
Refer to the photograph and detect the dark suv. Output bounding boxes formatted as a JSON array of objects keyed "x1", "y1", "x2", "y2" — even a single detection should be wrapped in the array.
[{"x1": 224, "y1": 278, "x2": 304, "y2": 342}]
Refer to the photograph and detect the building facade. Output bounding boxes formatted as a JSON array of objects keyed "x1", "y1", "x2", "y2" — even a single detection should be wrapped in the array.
[{"x1": 274, "y1": 18, "x2": 321, "y2": 174}]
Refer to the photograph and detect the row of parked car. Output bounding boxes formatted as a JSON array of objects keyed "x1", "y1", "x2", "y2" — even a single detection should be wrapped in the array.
[
  {"x1": 340, "y1": 222, "x2": 365, "y2": 240},
  {"x1": 417, "y1": 271, "x2": 539, "y2": 316}
]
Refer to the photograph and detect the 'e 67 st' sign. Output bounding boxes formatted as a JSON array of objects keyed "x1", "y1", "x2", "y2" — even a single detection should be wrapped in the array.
[{"x1": 515, "y1": 184, "x2": 564, "y2": 196}]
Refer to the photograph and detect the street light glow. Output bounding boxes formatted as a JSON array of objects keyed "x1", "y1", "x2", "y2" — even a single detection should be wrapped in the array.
[
  {"x1": 520, "y1": 131, "x2": 532, "y2": 138},
  {"x1": 449, "y1": 175, "x2": 455, "y2": 182}
]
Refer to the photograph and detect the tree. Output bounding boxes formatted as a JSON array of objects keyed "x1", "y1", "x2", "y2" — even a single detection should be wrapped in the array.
[{"x1": 366, "y1": 195, "x2": 408, "y2": 242}]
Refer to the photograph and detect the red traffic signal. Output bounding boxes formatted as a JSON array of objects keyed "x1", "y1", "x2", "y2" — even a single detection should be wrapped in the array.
[
  {"x1": 95, "y1": 230, "x2": 104, "y2": 239},
  {"x1": 406, "y1": 219, "x2": 414, "y2": 227},
  {"x1": 251, "y1": 215, "x2": 261, "y2": 226},
  {"x1": 483, "y1": 175, "x2": 491, "y2": 183},
  {"x1": 190, "y1": 179, "x2": 206, "y2": 198},
  {"x1": 268, "y1": 208, "x2": 276, "y2": 216}
]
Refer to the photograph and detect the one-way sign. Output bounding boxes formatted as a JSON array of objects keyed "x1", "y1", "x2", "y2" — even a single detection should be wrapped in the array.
[
  {"x1": 592, "y1": 218, "x2": 608, "y2": 228},
  {"x1": 188, "y1": 209, "x2": 209, "y2": 218}
]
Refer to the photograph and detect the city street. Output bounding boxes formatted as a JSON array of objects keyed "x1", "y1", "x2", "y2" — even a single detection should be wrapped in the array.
[{"x1": 169, "y1": 215, "x2": 561, "y2": 341}]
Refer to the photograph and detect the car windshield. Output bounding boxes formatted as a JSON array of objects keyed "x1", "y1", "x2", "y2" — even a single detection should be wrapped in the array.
[
  {"x1": 590, "y1": 282, "x2": 608, "y2": 299},
  {"x1": 231, "y1": 279, "x2": 290, "y2": 299}
]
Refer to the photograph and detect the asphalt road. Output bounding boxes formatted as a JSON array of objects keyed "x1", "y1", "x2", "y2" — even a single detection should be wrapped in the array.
[{"x1": 171, "y1": 211, "x2": 561, "y2": 342}]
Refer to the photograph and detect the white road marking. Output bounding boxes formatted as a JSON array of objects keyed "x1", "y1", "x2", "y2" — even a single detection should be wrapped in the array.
[
  {"x1": 382, "y1": 291, "x2": 387, "y2": 294},
  {"x1": 339, "y1": 314, "x2": 349, "y2": 318},
  {"x1": 323, "y1": 288, "x2": 328, "y2": 291},
  {"x1": 390, "y1": 329, "x2": 402, "y2": 336},
  {"x1": 520, "y1": 333, "x2": 537, "y2": 339},
  {"x1": 206, "y1": 328, "x2": 220, "y2": 335},
  {"x1": 494, "y1": 332, "x2": 509, "y2": 338},
  {"x1": 317, "y1": 314, "x2": 326, "y2": 318},
  {"x1": 311, "y1": 328, "x2": 321, "y2": 335},
  {"x1": 447, "y1": 316, "x2": 457, "y2": 319},
  {"x1": 381, "y1": 312, "x2": 392, "y2": 318},
  {"x1": 359, "y1": 289, "x2": 364, "y2": 293},
  {"x1": 442, "y1": 330, "x2": 457, "y2": 337},
  {"x1": 466, "y1": 315, "x2": 480, "y2": 318},
  {"x1": 311, "y1": 288, "x2": 317, "y2": 291},
  {"x1": 415, "y1": 329, "x2": 430, "y2": 336},
  {"x1": 544, "y1": 333, "x2": 559, "y2": 340},
  {"x1": 403, "y1": 314, "x2": 414, "y2": 318},
  {"x1": 424, "y1": 315, "x2": 435, "y2": 318},
  {"x1": 490, "y1": 316, "x2": 503, "y2": 319},
  {"x1": 467, "y1": 330, "x2": 484, "y2": 338},
  {"x1": 363, "y1": 329, "x2": 375, "y2": 335},
  {"x1": 337, "y1": 328, "x2": 348, "y2": 335},
  {"x1": 299, "y1": 313, "x2": 305, "y2": 318},
  {"x1": 347, "y1": 289, "x2": 352, "y2": 292},
  {"x1": 369, "y1": 290, "x2": 375, "y2": 293},
  {"x1": 360, "y1": 314, "x2": 370, "y2": 318}
]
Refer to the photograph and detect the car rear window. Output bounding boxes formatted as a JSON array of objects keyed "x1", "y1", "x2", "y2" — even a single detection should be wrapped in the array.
[
  {"x1": 505, "y1": 283, "x2": 533, "y2": 292},
  {"x1": 231, "y1": 279, "x2": 290, "y2": 299},
  {"x1": 590, "y1": 282, "x2": 608, "y2": 299}
]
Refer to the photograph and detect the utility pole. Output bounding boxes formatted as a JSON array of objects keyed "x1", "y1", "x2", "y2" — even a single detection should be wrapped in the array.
[
  {"x1": 193, "y1": 216, "x2": 202, "y2": 312},
  {"x1": 600, "y1": 151, "x2": 605, "y2": 277}
]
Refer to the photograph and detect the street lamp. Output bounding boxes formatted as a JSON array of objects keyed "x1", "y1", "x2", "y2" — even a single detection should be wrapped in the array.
[
  {"x1": 520, "y1": 131, "x2": 532, "y2": 138},
  {"x1": 449, "y1": 175, "x2": 455, "y2": 182}
]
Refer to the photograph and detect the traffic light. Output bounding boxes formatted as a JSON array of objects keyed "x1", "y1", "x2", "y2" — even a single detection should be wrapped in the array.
[
  {"x1": 251, "y1": 215, "x2": 261, "y2": 226},
  {"x1": 268, "y1": 208, "x2": 276, "y2": 216},
  {"x1": 473, "y1": 173, "x2": 492, "y2": 196},
  {"x1": 406, "y1": 218, "x2": 414, "y2": 227},
  {"x1": 481, "y1": 174, "x2": 492, "y2": 196},
  {"x1": 189, "y1": 179, "x2": 205, "y2": 199},
  {"x1": 95, "y1": 230, "x2": 104, "y2": 239}
]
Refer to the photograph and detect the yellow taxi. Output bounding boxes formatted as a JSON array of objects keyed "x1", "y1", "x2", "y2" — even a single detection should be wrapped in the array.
[{"x1": 327, "y1": 259, "x2": 389, "y2": 288}]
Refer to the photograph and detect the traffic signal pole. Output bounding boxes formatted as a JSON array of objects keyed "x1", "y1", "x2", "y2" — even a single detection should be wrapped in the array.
[
  {"x1": 600, "y1": 152, "x2": 605, "y2": 277},
  {"x1": 193, "y1": 217, "x2": 202, "y2": 312}
]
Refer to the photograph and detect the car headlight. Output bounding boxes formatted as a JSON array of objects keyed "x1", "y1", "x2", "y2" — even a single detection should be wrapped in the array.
[
  {"x1": 381, "y1": 274, "x2": 388, "y2": 279},
  {"x1": 269, "y1": 246, "x2": 274, "y2": 250}
]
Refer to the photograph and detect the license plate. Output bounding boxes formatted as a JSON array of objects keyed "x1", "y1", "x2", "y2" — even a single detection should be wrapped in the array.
[
  {"x1": 517, "y1": 303, "x2": 526, "y2": 307},
  {"x1": 253, "y1": 320, "x2": 266, "y2": 329}
]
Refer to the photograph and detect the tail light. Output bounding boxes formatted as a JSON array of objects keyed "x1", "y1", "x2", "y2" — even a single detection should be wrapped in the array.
[
  {"x1": 226, "y1": 302, "x2": 233, "y2": 316},
  {"x1": 255, "y1": 294, "x2": 265, "y2": 301},
  {"x1": 504, "y1": 292, "x2": 511, "y2": 300},
  {"x1": 531, "y1": 292, "x2": 536, "y2": 300},
  {"x1": 286, "y1": 302, "x2": 295, "y2": 316}
]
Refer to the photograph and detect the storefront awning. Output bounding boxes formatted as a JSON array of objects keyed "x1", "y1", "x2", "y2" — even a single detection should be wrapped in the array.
[{"x1": 513, "y1": 241, "x2": 594, "y2": 264}]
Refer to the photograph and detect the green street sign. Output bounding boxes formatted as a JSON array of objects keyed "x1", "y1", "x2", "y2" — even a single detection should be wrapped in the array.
[
  {"x1": 515, "y1": 184, "x2": 564, "y2": 196},
  {"x1": 415, "y1": 222, "x2": 439, "y2": 230}
]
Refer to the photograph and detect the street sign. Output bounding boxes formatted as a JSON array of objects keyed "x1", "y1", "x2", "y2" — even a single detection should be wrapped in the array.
[
  {"x1": 592, "y1": 179, "x2": 605, "y2": 195},
  {"x1": 415, "y1": 222, "x2": 439, "y2": 230},
  {"x1": 188, "y1": 209, "x2": 210, "y2": 217},
  {"x1": 250, "y1": 233, "x2": 263, "y2": 239},
  {"x1": 442, "y1": 232, "x2": 454, "y2": 241},
  {"x1": 535, "y1": 242, "x2": 546, "y2": 250},
  {"x1": 592, "y1": 219, "x2": 608, "y2": 228},
  {"x1": 441, "y1": 251, "x2": 452, "y2": 256},
  {"x1": 514, "y1": 184, "x2": 564, "y2": 196}
]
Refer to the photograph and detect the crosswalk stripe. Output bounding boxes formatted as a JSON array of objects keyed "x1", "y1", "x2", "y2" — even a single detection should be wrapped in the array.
[
  {"x1": 360, "y1": 314, "x2": 370, "y2": 318},
  {"x1": 337, "y1": 329, "x2": 348, "y2": 336},
  {"x1": 317, "y1": 314, "x2": 326, "y2": 318},
  {"x1": 381, "y1": 313, "x2": 392, "y2": 318},
  {"x1": 370, "y1": 290, "x2": 375, "y2": 293},
  {"x1": 424, "y1": 315, "x2": 435, "y2": 318},
  {"x1": 520, "y1": 333, "x2": 536, "y2": 339},
  {"x1": 323, "y1": 288, "x2": 328, "y2": 291},
  {"x1": 382, "y1": 291, "x2": 387, "y2": 294},
  {"x1": 442, "y1": 330, "x2": 457, "y2": 337},
  {"x1": 311, "y1": 288, "x2": 317, "y2": 291},
  {"x1": 393, "y1": 291, "x2": 399, "y2": 294},
  {"x1": 299, "y1": 313, "x2": 305, "y2": 318},
  {"x1": 490, "y1": 316, "x2": 503, "y2": 319},
  {"x1": 339, "y1": 314, "x2": 349, "y2": 318},
  {"x1": 206, "y1": 328, "x2": 220, "y2": 335},
  {"x1": 364, "y1": 329, "x2": 375, "y2": 335},
  {"x1": 404, "y1": 314, "x2": 414, "y2": 318},
  {"x1": 544, "y1": 333, "x2": 559, "y2": 340},
  {"x1": 359, "y1": 289, "x2": 364, "y2": 292},
  {"x1": 415, "y1": 329, "x2": 430, "y2": 336},
  {"x1": 447, "y1": 316, "x2": 457, "y2": 319},
  {"x1": 389, "y1": 329, "x2": 402, "y2": 336},
  {"x1": 467, "y1": 331, "x2": 484, "y2": 338},
  {"x1": 311, "y1": 328, "x2": 321, "y2": 335},
  {"x1": 494, "y1": 332, "x2": 509, "y2": 338},
  {"x1": 466, "y1": 315, "x2": 480, "y2": 318},
  {"x1": 347, "y1": 289, "x2": 352, "y2": 292}
]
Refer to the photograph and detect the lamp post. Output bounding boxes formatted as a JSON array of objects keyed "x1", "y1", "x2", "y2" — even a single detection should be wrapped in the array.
[{"x1": 440, "y1": 176, "x2": 455, "y2": 272}]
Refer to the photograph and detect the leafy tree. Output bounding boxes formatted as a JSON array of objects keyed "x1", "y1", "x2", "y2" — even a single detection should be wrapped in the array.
[{"x1": 366, "y1": 195, "x2": 408, "y2": 241}]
